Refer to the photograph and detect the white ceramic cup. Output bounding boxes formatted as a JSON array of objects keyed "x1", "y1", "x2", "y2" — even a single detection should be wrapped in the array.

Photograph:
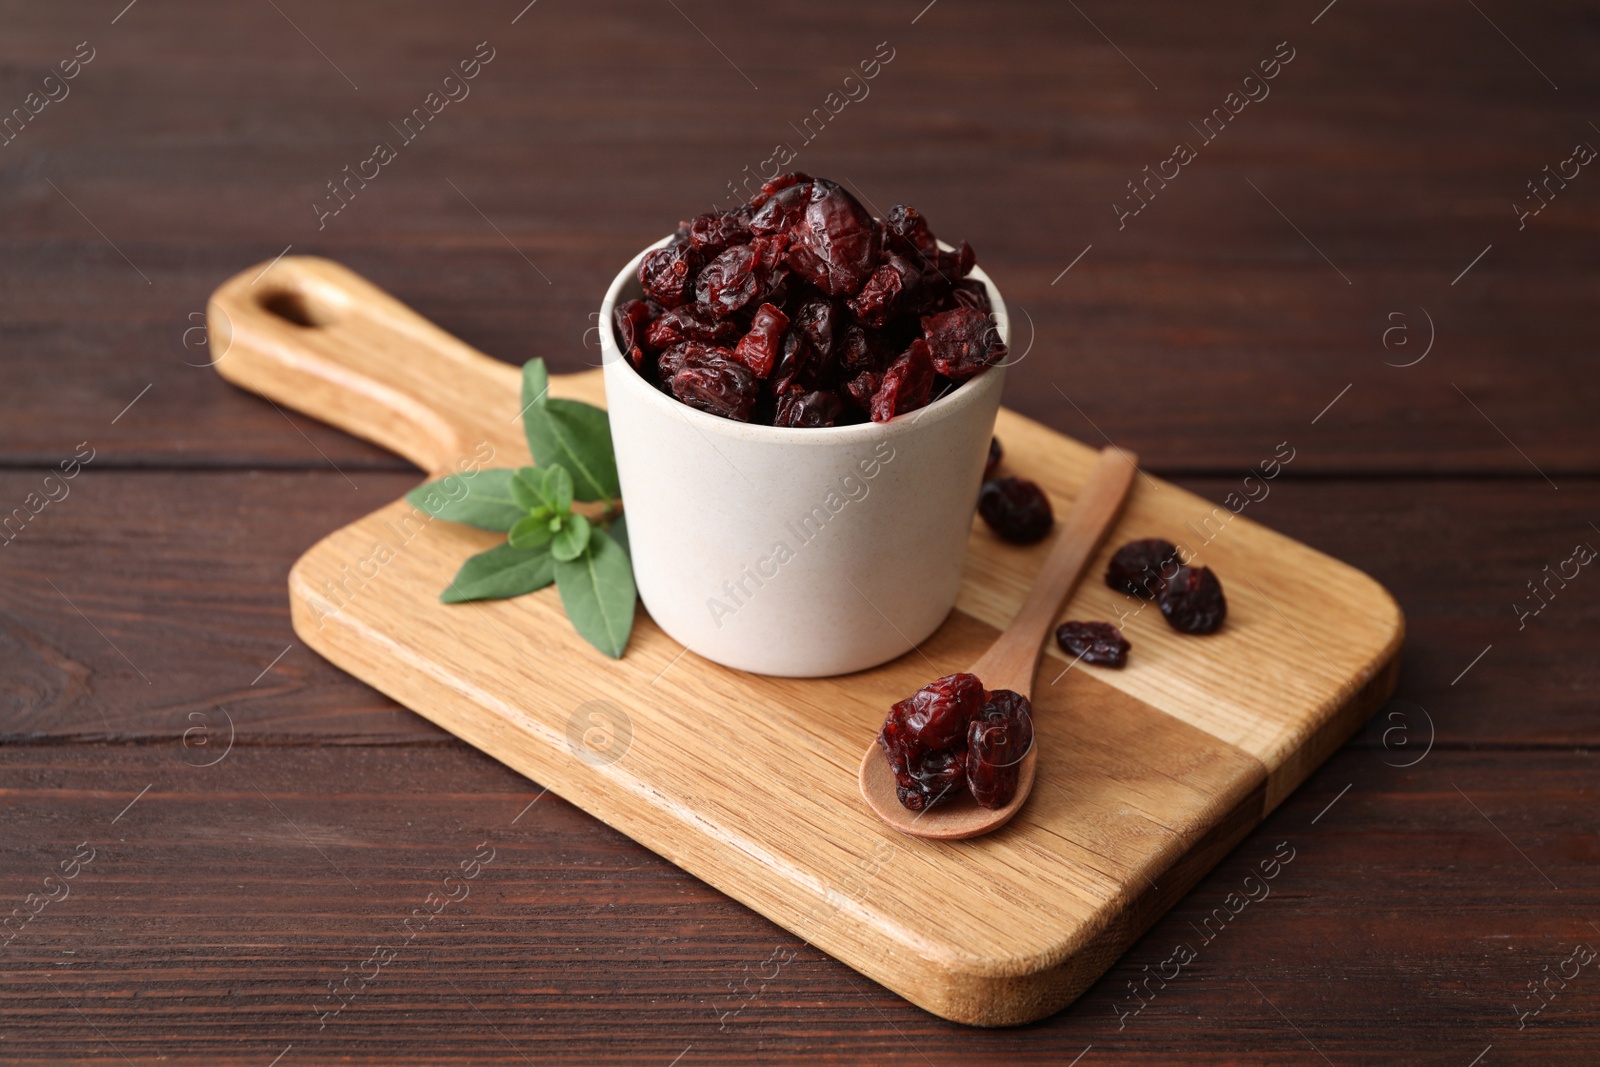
[{"x1": 599, "y1": 237, "x2": 1007, "y2": 677}]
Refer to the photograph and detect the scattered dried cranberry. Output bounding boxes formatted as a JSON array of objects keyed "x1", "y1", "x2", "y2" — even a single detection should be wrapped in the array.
[
  {"x1": 1054, "y1": 621, "x2": 1130, "y2": 668},
  {"x1": 732, "y1": 302, "x2": 789, "y2": 379},
  {"x1": 984, "y1": 437, "x2": 1003, "y2": 480},
  {"x1": 670, "y1": 347, "x2": 759, "y2": 422},
  {"x1": 965, "y1": 689, "x2": 1034, "y2": 809},
  {"x1": 978, "y1": 477, "x2": 1054, "y2": 544},
  {"x1": 922, "y1": 307, "x2": 1007, "y2": 380},
  {"x1": 870, "y1": 339, "x2": 935, "y2": 422},
  {"x1": 774, "y1": 389, "x2": 843, "y2": 428},
  {"x1": 1106, "y1": 538, "x2": 1182, "y2": 599},
  {"x1": 1159, "y1": 565, "x2": 1228, "y2": 634},
  {"x1": 637, "y1": 242, "x2": 700, "y2": 308}
]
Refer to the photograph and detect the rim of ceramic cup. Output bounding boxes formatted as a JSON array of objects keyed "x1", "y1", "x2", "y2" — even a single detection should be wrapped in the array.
[{"x1": 599, "y1": 234, "x2": 1009, "y2": 447}]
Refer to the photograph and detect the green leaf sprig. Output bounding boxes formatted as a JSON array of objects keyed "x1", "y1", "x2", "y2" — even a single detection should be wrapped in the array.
[{"x1": 405, "y1": 359, "x2": 636, "y2": 658}]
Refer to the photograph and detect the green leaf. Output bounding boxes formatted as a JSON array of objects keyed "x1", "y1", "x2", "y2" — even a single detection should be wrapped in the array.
[
  {"x1": 521, "y1": 359, "x2": 621, "y2": 503},
  {"x1": 551, "y1": 513, "x2": 591, "y2": 562},
  {"x1": 553, "y1": 528, "x2": 636, "y2": 658},
  {"x1": 510, "y1": 467, "x2": 543, "y2": 512},
  {"x1": 440, "y1": 543, "x2": 555, "y2": 603},
  {"x1": 509, "y1": 514, "x2": 556, "y2": 550},
  {"x1": 405, "y1": 468, "x2": 526, "y2": 531},
  {"x1": 607, "y1": 514, "x2": 629, "y2": 558},
  {"x1": 541, "y1": 464, "x2": 574, "y2": 515}
]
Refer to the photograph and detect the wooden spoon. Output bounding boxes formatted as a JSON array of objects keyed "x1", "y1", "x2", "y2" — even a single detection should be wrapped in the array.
[{"x1": 858, "y1": 446, "x2": 1139, "y2": 840}]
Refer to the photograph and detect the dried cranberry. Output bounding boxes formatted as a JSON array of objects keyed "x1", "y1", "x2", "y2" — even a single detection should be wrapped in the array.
[
  {"x1": 842, "y1": 369, "x2": 881, "y2": 413},
  {"x1": 1159, "y1": 566, "x2": 1228, "y2": 634},
  {"x1": 645, "y1": 304, "x2": 737, "y2": 350},
  {"x1": 1054, "y1": 622, "x2": 1130, "y2": 668},
  {"x1": 847, "y1": 254, "x2": 919, "y2": 328},
  {"x1": 952, "y1": 279, "x2": 992, "y2": 313},
  {"x1": 697, "y1": 244, "x2": 761, "y2": 318},
  {"x1": 922, "y1": 307, "x2": 1006, "y2": 380},
  {"x1": 878, "y1": 673, "x2": 987, "y2": 811},
  {"x1": 773, "y1": 389, "x2": 843, "y2": 428},
  {"x1": 654, "y1": 341, "x2": 698, "y2": 389},
  {"x1": 749, "y1": 171, "x2": 812, "y2": 209},
  {"x1": 613, "y1": 298, "x2": 662, "y2": 369},
  {"x1": 897, "y1": 748, "x2": 967, "y2": 812},
  {"x1": 882, "y1": 203, "x2": 939, "y2": 261},
  {"x1": 631, "y1": 177, "x2": 1003, "y2": 427},
  {"x1": 870, "y1": 339, "x2": 935, "y2": 422},
  {"x1": 978, "y1": 477, "x2": 1053, "y2": 545},
  {"x1": 839, "y1": 323, "x2": 892, "y2": 375},
  {"x1": 784, "y1": 179, "x2": 876, "y2": 297},
  {"x1": 770, "y1": 331, "x2": 814, "y2": 394},
  {"x1": 886, "y1": 672, "x2": 984, "y2": 752},
  {"x1": 790, "y1": 297, "x2": 839, "y2": 362},
  {"x1": 749, "y1": 179, "x2": 812, "y2": 235},
  {"x1": 935, "y1": 241, "x2": 976, "y2": 284},
  {"x1": 669, "y1": 347, "x2": 759, "y2": 421},
  {"x1": 686, "y1": 209, "x2": 752, "y2": 255},
  {"x1": 637, "y1": 243, "x2": 700, "y2": 307},
  {"x1": 1106, "y1": 539, "x2": 1181, "y2": 599},
  {"x1": 984, "y1": 436, "x2": 1003, "y2": 480},
  {"x1": 966, "y1": 689, "x2": 1034, "y2": 809},
  {"x1": 732, "y1": 302, "x2": 789, "y2": 378}
]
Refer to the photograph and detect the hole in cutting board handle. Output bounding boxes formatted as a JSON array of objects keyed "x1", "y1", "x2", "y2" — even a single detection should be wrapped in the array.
[{"x1": 259, "y1": 288, "x2": 332, "y2": 328}]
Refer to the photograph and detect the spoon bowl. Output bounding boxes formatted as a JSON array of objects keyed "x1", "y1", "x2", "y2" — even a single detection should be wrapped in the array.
[{"x1": 858, "y1": 446, "x2": 1138, "y2": 839}]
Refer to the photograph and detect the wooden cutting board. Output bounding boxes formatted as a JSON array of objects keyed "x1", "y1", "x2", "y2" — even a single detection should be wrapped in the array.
[{"x1": 210, "y1": 256, "x2": 1403, "y2": 1027}]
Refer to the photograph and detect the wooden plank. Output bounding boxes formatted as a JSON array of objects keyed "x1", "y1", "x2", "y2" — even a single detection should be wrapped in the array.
[{"x1": 0, "y1": 744, "x2": 1592, "y2": 1064}]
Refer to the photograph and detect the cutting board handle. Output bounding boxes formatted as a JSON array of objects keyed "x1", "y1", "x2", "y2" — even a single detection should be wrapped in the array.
[{"x1": 208, "y1": 255, "x2": 532, "y2": 475}]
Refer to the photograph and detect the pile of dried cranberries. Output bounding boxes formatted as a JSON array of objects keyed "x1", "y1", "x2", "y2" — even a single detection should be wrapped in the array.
[
  {"x1": 878, "y1": 673, "x2": 1034, "y2": 811},
  {"x1": 613, "y1": 173, "x2": 1006, "y2": 426}
]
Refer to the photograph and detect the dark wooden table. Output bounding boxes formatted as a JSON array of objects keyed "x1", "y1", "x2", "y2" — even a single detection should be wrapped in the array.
[{"x1": 4, "y1": 1, "x2": 1596, "y2": 1062}]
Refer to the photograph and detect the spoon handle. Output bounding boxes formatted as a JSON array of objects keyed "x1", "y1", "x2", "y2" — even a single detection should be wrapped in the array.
[{"x1": 970, "y1": 447, "x2": 1138, "y2": 696}]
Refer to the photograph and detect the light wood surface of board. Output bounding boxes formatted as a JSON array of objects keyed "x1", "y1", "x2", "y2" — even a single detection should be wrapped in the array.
[{"x1": 209, "y1": 256, "x2": 1402, "y2": 1026}]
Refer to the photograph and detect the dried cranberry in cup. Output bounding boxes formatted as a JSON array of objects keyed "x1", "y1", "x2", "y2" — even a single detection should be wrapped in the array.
[{"x1": 617, "y1": 173, "x2": 1006, "y2": 427}]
